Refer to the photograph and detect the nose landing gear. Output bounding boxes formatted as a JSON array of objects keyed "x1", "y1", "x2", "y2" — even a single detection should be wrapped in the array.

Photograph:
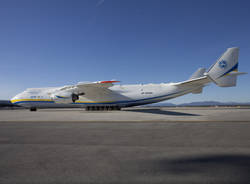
[{"x1": 30, "y1": 107, "x2": 37, "y2": 111}]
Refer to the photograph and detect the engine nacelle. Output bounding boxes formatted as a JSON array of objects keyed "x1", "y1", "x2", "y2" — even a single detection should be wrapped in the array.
[{"x1": 50, "y1": 91, "x2": 79, "y2": 104}]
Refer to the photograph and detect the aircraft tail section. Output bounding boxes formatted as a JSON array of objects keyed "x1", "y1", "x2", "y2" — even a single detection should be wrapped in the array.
[
  {"x1": 206, "y1": 47, "x2": 246, "y2": 87},
  {"x1": 187, "y1": 68, "x2": 206, "y2": 94}
]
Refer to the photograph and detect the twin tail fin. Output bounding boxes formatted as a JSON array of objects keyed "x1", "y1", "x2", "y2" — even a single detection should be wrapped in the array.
[{"x1": 205, "y1": 47, "x2": 246, "y2": 87}]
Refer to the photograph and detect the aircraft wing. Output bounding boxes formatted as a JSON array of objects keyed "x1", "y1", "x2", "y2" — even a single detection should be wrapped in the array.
[
  {"x1": 75, "y1": 80, "x2": 128, "y2": 102},
  {"x1": 77, "y1": 80, "x2": 120, "y2": 88}
]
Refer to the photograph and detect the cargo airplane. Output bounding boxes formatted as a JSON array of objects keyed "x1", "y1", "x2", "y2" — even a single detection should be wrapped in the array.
[{"x1": 11, "y1": 47, "x2": 246, "y2": 111}]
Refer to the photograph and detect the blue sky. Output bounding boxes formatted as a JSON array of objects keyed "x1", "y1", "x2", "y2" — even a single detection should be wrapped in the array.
[{"x1": 0, "y1": 0, "x2": 249, "y2": 104}]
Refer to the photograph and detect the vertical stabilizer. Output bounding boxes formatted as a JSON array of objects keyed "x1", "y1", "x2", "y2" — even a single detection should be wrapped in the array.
[{"x1": 206, "y1": 47, "x2": 246, "y2": 87}]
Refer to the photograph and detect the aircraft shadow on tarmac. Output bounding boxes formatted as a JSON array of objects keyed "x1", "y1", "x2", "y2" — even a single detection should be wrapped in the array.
[
  {"x1": 124, "y1": 108, "x2": 200, "y2": 116},
  {"x1": 138, "y1": 154, "x2": 250, "y2": 182}
]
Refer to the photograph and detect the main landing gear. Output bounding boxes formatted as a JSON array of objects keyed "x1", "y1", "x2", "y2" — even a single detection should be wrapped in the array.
[{"x1": 85, "y1": 106, "x2": 121, "y2": 111}]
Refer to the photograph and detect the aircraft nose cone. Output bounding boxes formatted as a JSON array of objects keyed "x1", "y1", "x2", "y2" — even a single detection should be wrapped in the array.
[{"x1": 10, "y1": 96, "x2": 18, "y2": 104}]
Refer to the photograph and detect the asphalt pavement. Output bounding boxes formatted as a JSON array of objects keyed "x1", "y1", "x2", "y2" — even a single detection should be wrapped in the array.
[{"x1": 1, "y1": 121, "x2": 250, "y2": 184}]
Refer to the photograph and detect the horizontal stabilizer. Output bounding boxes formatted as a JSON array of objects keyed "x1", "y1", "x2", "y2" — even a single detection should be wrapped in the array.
[{"x1": 209, "y1": 71, "x2": 247, "y2": 87}]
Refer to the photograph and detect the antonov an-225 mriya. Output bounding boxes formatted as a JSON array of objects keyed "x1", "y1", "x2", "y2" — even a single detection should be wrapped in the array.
[{"x1": 11, "y1": 47, "x2": 246, "y2": 111}]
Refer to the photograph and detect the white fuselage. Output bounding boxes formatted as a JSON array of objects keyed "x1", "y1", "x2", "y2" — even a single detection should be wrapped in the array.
[
  {"x1": 10, "y1": 47, "x2": 245, "y2": 109},
  {"x1": 11, "y1": 83, "x2": 201, "y2": 108}
]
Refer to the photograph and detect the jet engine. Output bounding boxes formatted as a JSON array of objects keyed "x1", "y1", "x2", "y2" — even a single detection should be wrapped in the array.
[{"x1": 50, "y1": 91, "x2": 84, "y2": 104}]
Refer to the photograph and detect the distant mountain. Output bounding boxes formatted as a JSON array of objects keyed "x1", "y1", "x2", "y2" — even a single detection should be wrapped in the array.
[
  {"x1": 179, "y1": 101, "x2": 250, "y2": 106},
  {"x1": 0, "y1": 100, "x2": 20, "y2": 107},
  {"x1": 146, "y1": 101, "x2": 250, "y2": 107},
  {"x1": 0, "y1": 100, "x2": 12, "y2": 106},
  {"x1": 146, "y1": 102, "x2": 176, "y2": 107},
  {"x1": 179, "y1": 101, "x2": 225, "y2": 106}
]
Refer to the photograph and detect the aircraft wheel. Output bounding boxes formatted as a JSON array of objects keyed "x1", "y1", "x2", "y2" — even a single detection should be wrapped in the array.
[{"x1": 30, "y1": 107, "x2": 37, "y2": 111}]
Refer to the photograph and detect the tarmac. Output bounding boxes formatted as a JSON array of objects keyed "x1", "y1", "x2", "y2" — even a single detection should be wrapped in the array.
[
  {"x1": 0, "y1": 107, "x2": 250, "y2": 183},
  {"x1": 0, "y1": 106, "x2": 250, "y2": 122}
]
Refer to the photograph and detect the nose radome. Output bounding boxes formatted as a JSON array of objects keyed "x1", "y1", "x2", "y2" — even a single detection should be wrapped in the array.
[{"x1": 10, "y1": 95, "x2": 19, "y2": 104}]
